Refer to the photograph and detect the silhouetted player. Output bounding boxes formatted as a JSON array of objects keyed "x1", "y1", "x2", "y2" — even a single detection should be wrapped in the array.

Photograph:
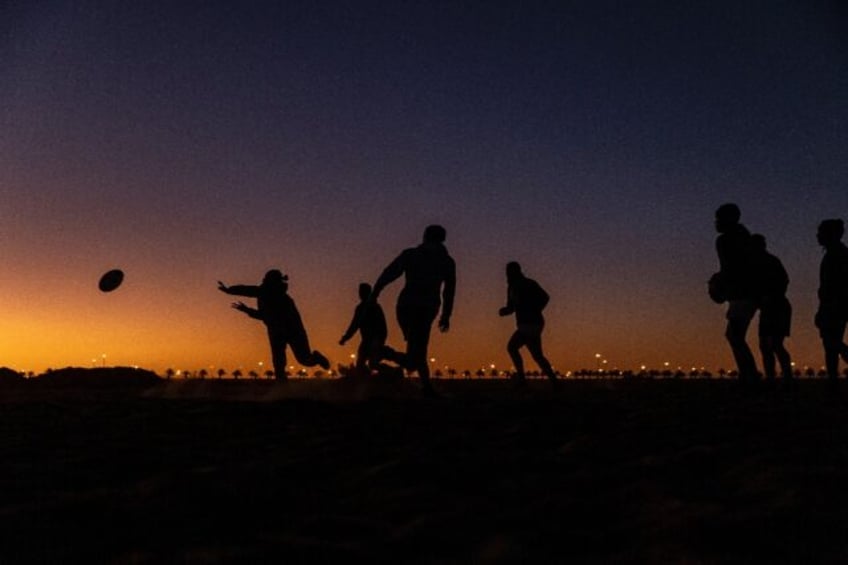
[
  {"x1": 340, "y1": 283, "x2": 390, "y2": 375},
  {"x1": 218, "y1": 270, "x2": 330, "y2": 381},
  {"x1": 499, "y1": 262, "x2": 557, "y2": 384},
  {"x1": 815, "y1": 219, "x2": 848, "y2": 382},
  {"x1": 714, "y1": 203, "x2": 759, "y2": 381},
  {"x1": 750, "y1": 234, "x2": 793, "y2": 382},
  {"x1": 372, "y1": 225, "x2": 456, "y2": 395}
]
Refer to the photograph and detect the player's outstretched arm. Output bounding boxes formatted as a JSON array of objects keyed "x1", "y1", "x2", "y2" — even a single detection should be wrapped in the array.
[
  {"x1": 218, "y1": 281, "x2": 260, "y2": 297},
  {"x1": 231, "y1": 301, "x2": 263, "y2": 320}
]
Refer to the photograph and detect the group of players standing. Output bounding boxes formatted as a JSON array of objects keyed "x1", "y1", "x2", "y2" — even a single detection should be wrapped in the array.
[{"x1": 713, "y1": 203, "x2": 848, "y2": 385}]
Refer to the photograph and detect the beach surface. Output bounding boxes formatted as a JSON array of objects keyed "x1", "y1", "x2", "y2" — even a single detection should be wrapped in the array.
[{"x1": 2, "y1": 374, "x2": 848, "y2": 563}]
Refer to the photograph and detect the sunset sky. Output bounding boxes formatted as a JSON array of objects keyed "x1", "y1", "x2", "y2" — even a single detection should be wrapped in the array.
[{"x1": 2, "y1": 1, "x2": 846, "y2": 374}]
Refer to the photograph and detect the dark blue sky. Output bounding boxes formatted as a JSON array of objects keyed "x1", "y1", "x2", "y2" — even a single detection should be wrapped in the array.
[{"x1": 2, "y1": 0, "x2": 846, "y2": 372}]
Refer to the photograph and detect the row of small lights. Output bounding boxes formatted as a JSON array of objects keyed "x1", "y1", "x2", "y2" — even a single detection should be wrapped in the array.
[{"x1": 4, "y1": 352, "x2": 818, "y2": 378}]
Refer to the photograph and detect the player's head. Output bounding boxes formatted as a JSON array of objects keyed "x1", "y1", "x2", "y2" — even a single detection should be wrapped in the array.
[
  {"x1": 715, "y1": 203, "x2": 741, "y2": 233},
  {"x1": 263, "y1": 269, "x2": 289, "y2": 290},
  {"x1": 750, "y1": 233, "x2": 766, "y2": 253},
  {"x1": 358, "y1": 282, "x2": 372, "y2": 300},
  {"x1": 423, "y1": 224, "x2": 446, "y2": 244},
  {"x1": 506, "y1": 261, "x2": 522, "y2": 281},
  {"x1": 817, "y1": 219, "x2": 845, "y2": 247}
]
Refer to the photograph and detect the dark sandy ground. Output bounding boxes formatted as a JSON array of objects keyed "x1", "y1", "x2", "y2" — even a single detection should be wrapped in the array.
[{"x1": 2, "y1": 374, "x2": 848, "y2": 563}]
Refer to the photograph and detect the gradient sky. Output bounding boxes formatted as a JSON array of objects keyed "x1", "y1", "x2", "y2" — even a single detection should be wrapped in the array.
[{"x1": 2, "y1": 1, "x2": 847, "y2": 374}]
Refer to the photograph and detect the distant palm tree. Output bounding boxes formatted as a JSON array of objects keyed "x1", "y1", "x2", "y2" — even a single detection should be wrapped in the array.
[
  {"x1": 264, "y1": 369, "x2": 274, "y2": 379},
  {"x1": 232, "y1": 369, "x2": 243, "y2": 380},
  {"x1": 165, "y1": 368, "x2": 175, "y2": 380},
  {"x1": 248, "y1": 370, "x2": 258, "y2": 379},
  {"x1": 217, "y1": 368, "x2": 226, "y2": 379},
  {"x1": 198, "y1": 369, "x2": 208, "y2": 380}
]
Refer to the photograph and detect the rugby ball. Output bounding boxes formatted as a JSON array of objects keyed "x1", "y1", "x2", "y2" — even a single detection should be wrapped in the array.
[{"x1": 98, "y1": 269, "x2": 124, "y2": 292}]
